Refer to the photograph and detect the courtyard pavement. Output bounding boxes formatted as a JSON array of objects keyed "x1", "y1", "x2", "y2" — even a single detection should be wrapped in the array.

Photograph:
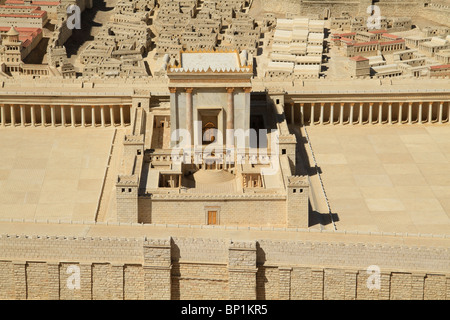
[
  {"x1": 304, "y1": 124, "x2": 450, "y2": 235},
  {"x1": 0, "y1": 127, "x2": 114, "y2": 222}
]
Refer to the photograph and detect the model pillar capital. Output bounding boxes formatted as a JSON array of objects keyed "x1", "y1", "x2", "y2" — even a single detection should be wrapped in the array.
[
  {"x1": 226, "y1": 87, "x2": 235, "y2": 93},
  {"x1": 169, "y1": 87, "x2": 177, "y2": 94},
  {"x1": 185, "y1": 87, "x2": 194, "y2": 94}
]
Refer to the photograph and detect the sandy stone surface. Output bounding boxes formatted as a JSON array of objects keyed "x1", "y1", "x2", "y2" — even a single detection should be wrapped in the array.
[
  {"x1": 0, "y1": 127, "x2": 115, "y2": 222},
  {"x1": 303, "y1": 124, "x2": 450, "y2": 235}
]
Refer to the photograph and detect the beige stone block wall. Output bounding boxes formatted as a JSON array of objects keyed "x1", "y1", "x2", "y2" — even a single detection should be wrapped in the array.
[
  {"x1": 290, "y1": 267, "x2": 312, "y2": 300},
  {"x1": 124, "y1": 265, "x2": 145, "y2": 300},
  {"x1": 92, "y1": 263, "x2": 112, "y2": 300},
  {"x1": 0, "y1": 234, "x2": 449, "y2": 300},
  {"x1": 256, "y1": 266, "x2": 279, "y2": 300},
  {"x1": 171, "y1": 263, "x2": 229, "y2": 300},
  {"x1": 0, "y1": 261, "x2": 15, "y2": 299},
  {"x1": 390, "y1": 273, "x2": 412, "y2": 300},
  {"x1": 59, "y1": 262, "x2": 82, "y2": 300},
  {"x1": 324, "y1": 268, "x2": 345, "y2": 300},
  {"x1": 424, "y1": 274, "x2": 447, "y2": 300},
  {"x1": 140, "y1": 198, "x2": 287, "y2": 227},
  {"x1": 27, "y1": 262, "x2": 49, "y2": 300}
]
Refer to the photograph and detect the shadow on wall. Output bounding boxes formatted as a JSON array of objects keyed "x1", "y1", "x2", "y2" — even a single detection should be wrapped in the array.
[{"x1": 171, "y1": 242, "x2": 182, "y2": 300}]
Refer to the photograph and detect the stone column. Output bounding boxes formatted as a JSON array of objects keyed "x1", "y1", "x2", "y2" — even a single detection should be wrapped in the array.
[
  {"x1": 228, "y1": 241, "x2": 257, "y2": 300},
  {"x1": 91, "y1": 106, "x2": 96, "y2": 127},
  {"x1": 368, "y1": 103, "x2": 373, "y2": 124},
  {"x1": 169, "y1": 88, "x2": 178, "y2": 146},
  {"x1": 398, "y1": 102, "x2": 403, "y2": 125},
  {"x1": 300, "y1": 103, "x2": 304, "y2": 126},
  {"x1": 61, "y1": 105, "x2": 66, "y2": 127},
  {"x1": 408, "y1": 102, "x2": 413, "y2": 124},
  {"x1": 438, "y1": 101, "x2": 444, "y2": 124},
  {"x1": 359, "y1": 103, "x2": 363, "y2": 125},
  {"x1": 310, "y1": 103, "x2": 315, "y2": 126},
  {"x1": 20, "y1": 105, "x2": 25, "y2": 127},
  {"x1": 319, "y1": 103, "x2": 324, "y2": 124},
  {"x1": 100, "y1": 106, "x2": 105, "y2": 127},
  {"x1": 30, "y1": 105, "x2": 36, "y2": 126},
  {"x1": 71, "y1": 105, "x2": 75, "y2": 127},
  {"x1": 339, "y1": 102, "x2": 344, "y2": 125},
  {"x1": 143, "y1": 238, "x2": 172, "y2": 300},
  {"x1": 120, "y1": 105, "x2": 125, "y2": 127},
  {"x1": 81, "y1": 106, "x2": 85, "y2": 127},
  {"x1": 226, "y1": 87, "x2": 234, "y2": 147},
  {"x1": 11, "y1": 105, "x2": 16, "y2": 126},
  {"x1": 378, "y1": 102, "x2": 383, "y2": 124},
  {"x1": 388, "y1": 103, "x2": 392, "y2": 124},
  {"x1": 418, "y1": 102, "x2": 423, "y2": 124},
  {"x1": 0, "y1": 104, "x2": 5, "y2": 127},
  {"x1": 330, "y1": 103, "x2": 334, "y2": 125},
  {"x1": 428, "y1": 102, "x2": 433, "y2": 123},
  {"x1": 448, "y1": 102, "x2": 450, "y2": 123},
  {"x1": 50, "y1": 105, "x2": 56, "y2": 127},
  {"x1": 290, "y1": 102, "x2": 295, "y2": 124},
  {"x1": 185, "y1": 88, "x2": 193, "y2": 145},
  {"x1": 41, "y1": 105, "x2": 45, "y2": 127},
  {"x1": 349, "y1": 103, "x2": 354, "y2": 125},
  {"x1": 110, "y1": 105, "x2": 115, "y2": 127}
]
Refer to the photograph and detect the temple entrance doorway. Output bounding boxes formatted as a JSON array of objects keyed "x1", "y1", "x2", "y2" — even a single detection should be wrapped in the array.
[{"x1": 198, "y1": 110, "x2": 220, "y2": 145}]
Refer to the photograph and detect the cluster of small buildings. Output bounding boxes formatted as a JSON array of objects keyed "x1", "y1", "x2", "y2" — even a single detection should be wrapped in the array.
[
  {"x1": 0, "y1": 4, "x2": 48, "y2": 28},
  {"x1": 0, "y1": 0, "x2": 93, "y2": 78},
  {"x1": 265, "y1": 17, "x2": 325, "y2": 79},
  {"x1": 346, "y1": 34, "x2": 450, "y2": 79},
  {"x1": 330, "y1": 12, "x2": 412, "y2": 33},
  {"x1": 153, "y1": 0, "x2": 258, "y2": 60},
  {"x1": 80, "y1": 0, "x2": 154, "y2": 77},
  {"x1": 0, "y1": 2, "x2": 47, "y2": 76},
  {"x1": 332, "y1": 30, "x2": 406, "y2": 58}
]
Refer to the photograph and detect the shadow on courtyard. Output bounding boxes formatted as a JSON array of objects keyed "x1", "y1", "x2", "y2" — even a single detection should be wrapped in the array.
[
  {"x1": 64, "y1": 0, "x2": 115, "y2": 58},
  {"x1": 308, "y1": 202, "x2": 340, "y2": 228},
  {"x1": 289, "y1": 125, "x2": 339, "y2": 228}
]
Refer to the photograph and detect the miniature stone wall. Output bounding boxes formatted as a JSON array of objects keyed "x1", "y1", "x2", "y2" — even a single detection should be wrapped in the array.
[
  {"x1": 138, "y1": 195, "x2": 287, "y2": 226},
  {"x1": 0, "y1": 233, "x2": 449, "y2": 300}
]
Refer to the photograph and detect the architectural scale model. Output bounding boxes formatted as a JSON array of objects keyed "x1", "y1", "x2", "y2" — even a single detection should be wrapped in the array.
[{"x1": 0, "y1": 0, "x2": 449, "y2": 300}]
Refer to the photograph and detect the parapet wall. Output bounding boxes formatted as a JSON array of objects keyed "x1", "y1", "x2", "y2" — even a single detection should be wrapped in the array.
[{"x1": 0, "y1": 227, "x2": 448, "y2": 300}]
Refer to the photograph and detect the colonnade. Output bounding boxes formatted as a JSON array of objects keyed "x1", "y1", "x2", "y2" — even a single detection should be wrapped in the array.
[
  {"x1": 170, "y1": 86, "x2": 251, "y2": 146},
  {"x1": 0, "y1": 104, "x2": 131, "y2": 128},
  {"x1": 287, "y1": 101, "x2": 449, "y2": 126}
]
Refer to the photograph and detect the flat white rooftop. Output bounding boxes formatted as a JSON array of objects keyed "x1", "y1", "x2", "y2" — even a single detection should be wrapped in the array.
[{"x1": 180, "y1": 52, "x2": 240, "y2": 71}]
